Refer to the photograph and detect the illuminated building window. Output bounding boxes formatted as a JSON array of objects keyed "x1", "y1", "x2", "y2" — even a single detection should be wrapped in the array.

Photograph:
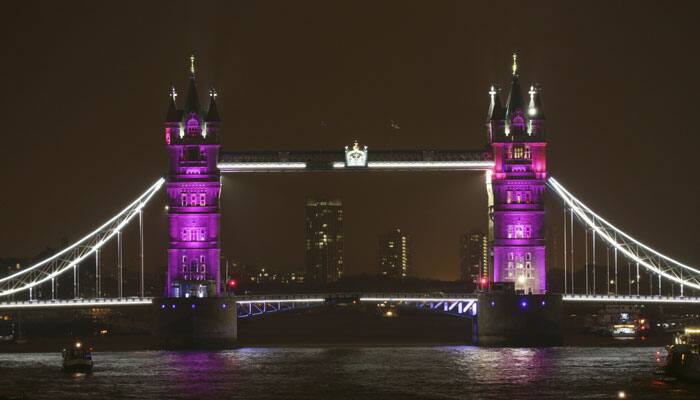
[
  {"x1": 186, "y1": 117, "x2": 199, "y2": 136},
  {"x1": 506, "y1": 191, "x2": 512, "y2": 204},
  {"x1": 525, "y1": 252, "x2": 532, "y2": 261},
  {"x1": 525, "y1": 261, "x2": 531, "y2": 269},
  {"x1": 507, "y1": 224, "x2": 531, "y2": 239},
  {"x1": 182, "y1": 255, "x2": 188, "y2": 265},
  {"x1": 190, "y1": 194, "x2": 197, "y2": 207},
  {"x1": 513, "y1": 145, "x2": 524, "y2": 159},
  {"x1": 524, "y1": 146, "x2": 531, "y2": 159},
  {"x1": 525, "y1": 192, "x2": 531, "y2": 203},
  {"x1": 508, "y1": 252, "x2": 514, "y2": 261},
  {"x1": 516, "y1": 192, "x2": 522, "y2": 203},
  {"x1": 199, "y1": 193, "x2": 206, "y2": 206},
  {"x1": 181, "y1": 194, "x2": 187, "y2": 207}
]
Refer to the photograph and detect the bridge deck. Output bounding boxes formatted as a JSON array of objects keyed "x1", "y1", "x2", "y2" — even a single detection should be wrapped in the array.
[
  {"x1": 218, "y1": 149, "x2": 492, "y2": 172},
  {"x1": 3, "y1": 293, "x2": 699, "y2": 310}
]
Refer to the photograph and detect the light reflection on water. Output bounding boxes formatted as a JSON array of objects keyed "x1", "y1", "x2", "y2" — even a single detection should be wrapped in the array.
[{"x1": 0, "y1": 347, "x2": 698, "y2": 399}]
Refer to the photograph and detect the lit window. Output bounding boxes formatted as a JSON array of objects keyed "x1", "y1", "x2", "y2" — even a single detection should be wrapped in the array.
[
  {"x1": 524, "y1": 146, "x2": 531, "y2": 159},
  {"x1": 506, "y1": 191, "x2": 512, "y2": 204},
  {"x1": 199, "y1": 193, "x2": 206, "y2": 206},
  {"x1": 525, "y1": 262, "x2": 531, "y2": 269},
  {"x1": 508, "y1": 252, "x2": 514, "y2": 261},
  {"x1": 525, "y1": 252, "x2": 531, "y2": 261},
  {"x1": 190, "y1": 194, "x2": 197, "y2": 207},
  {"x1": 513, "y1": 145, "x2": 524, "y2": 159},
  {"x1": 181, "y1": 194, "x2": 187, "y2": 207},
  {"x1": 516, "y1": 192, "x2": 522, "y2": 203}
]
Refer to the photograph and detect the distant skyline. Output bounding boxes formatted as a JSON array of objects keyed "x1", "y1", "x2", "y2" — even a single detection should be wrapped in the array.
[{"x1": 1, "y1": 1, "x2": 699, "y2": 282}]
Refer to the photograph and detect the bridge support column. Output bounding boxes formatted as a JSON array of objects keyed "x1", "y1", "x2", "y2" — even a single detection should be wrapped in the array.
[
  {"x1": 476, "y1": 291, "x2": 563, "y2": 346},
  {"x1": 154, "y1": 297, "x2": 237, "y2": 349}
]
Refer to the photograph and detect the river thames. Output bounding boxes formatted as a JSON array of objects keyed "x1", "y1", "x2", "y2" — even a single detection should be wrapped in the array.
[{"x1": 1, "y1": 346, "x2": 698, "y2": 399}]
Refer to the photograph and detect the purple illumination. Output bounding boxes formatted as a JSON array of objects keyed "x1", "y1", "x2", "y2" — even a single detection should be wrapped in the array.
[
  {"x1": 489, "y1": 56, "x2": 547, "y2": 294},
  {"x1": 541, "y1": 300, "x2": 546, "y2": 306},
  {"x1": 171, "y1": 304, "x2": 176, "y2": 309},
  {"x1": 222, "y1": 303, "x2": 227, "y2": 309},
  {"x1": 490, "y1": 301, "x2": 496, "y2": 307},
  {"x1": 164, "y1": 60, "x2": 222, "y2": 298},
  {"x1": 161, "y1": 304, "x2": 166, "y2": 309},
  {"x1": 520, "y1": 301, "x2": 528, "y2": 309},
  {"x1": 191, "y1": 304, "x2": 196, "y2": 309}
]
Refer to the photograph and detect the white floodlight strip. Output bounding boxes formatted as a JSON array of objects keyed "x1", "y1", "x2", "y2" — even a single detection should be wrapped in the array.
[
  {"x1": 360, "y1": 297, "x2": 478, "y2": 303},
  {"x1": 0, "y1": 179, "x2": 165, "y2": 296},
  {"x1": 0, "y1": 298, "x2": 154, "y2": 309},
  {"x1": 563, "y1": 295, "x2": 700, "y2": 304},
  {"x1": 218, "y1": 162, "x2": 307, "y2": 171},
  {"x1": 332, "y1": 162, "x2": 346, "y2": 168},
  {"x1": 0, "y1": 178, "x2": 165, "y2": 285},
  {"x1": 236, "y1": 298, "x2": 325, "y2": 304},
  {"x1": 547, "y1": 177, "x2": 700, "y2": 290},
  {"x1": 367, "y1": 161, "x2": 494, "y2": 170},
  {"x1": 549, "y1": 177, "x2": 700, "y2": 276}
]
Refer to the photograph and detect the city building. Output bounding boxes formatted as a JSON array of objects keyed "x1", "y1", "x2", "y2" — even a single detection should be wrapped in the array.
[
  {"x1": 488, "y1": 54, "x2": 547, "y2": 294},
  {"x1": 460, "y1": 231, "x2": 488, "y2": 284},
  {"x1": 305, "y1": 198, "x2": 344, "y2": 285},
  {"x1": 378, "y1": 228, "x2": 411, "y2": 279}
]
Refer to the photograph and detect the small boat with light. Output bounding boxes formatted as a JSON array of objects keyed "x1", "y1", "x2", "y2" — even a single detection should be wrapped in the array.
[
  {"x1": 62, "y1": 341, "x2": 93, "y2": 372},
  {"x1": 665, "y1": 327, "x2": 700, "y2": 381}
]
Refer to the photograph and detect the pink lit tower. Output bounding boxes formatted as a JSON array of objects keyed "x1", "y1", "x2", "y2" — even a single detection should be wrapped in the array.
[
  {"x1": 488, "y1": 54, "x2": 547, "y2": 294},
  {"x1": 164, "y1": 56, "x2": 222, "y2": 298}
]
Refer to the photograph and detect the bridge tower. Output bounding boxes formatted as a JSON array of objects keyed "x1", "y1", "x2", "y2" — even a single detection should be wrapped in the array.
[
  {"x1": 488, "y1": 55, "x2": 547, "y2": 294},
  {"x1": 164, "y1": 56, "x2": 222, "y2": 298}
]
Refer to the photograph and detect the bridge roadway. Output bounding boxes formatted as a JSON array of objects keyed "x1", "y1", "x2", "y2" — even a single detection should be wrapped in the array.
[{"x1": 2, "y1": 293, "x2": 700, "y2": 310}]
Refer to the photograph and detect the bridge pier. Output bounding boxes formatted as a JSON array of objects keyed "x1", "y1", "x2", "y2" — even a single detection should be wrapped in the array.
[
  {"x1": 476, "y1": 292, "x2": 563, "y2": 346},
  {"x1": 154, "y1": 298, "x2": 237, "y2": 349}
]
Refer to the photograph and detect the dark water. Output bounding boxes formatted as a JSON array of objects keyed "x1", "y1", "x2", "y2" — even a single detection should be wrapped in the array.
[{"x1": 0, "y1": 347, "x2": 698, "y2": 399}]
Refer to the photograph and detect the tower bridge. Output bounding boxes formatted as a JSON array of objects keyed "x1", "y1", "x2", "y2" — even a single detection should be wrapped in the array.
[{"x1": 2, "y1": 55, "x2": 700, "y2": 346}]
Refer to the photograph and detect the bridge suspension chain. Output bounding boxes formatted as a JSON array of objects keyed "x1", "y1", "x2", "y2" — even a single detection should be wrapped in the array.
[
  {"x1": 0, "y1": 178, "x2": 165, "y2": 298},
  {"x1": 548, "y1": 177, "x2": 700, "y2": 292}
]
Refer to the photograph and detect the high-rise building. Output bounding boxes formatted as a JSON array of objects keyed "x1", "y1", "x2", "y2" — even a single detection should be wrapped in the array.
[
  {"x1": 488, "y1": 54, "x2": 547, "y2": 294},
  {"x1": 305, "y1": 198, "x2": 344, "y2": 285},
  {"x1": 164, "y1": 56, "x2": 222, "y2": 298},
  {"x1": 378, "y1": 228, "x2": 411, "y2": 279},
  {"x1": 460, "y1": 231, "x2": 488, "y2": 284}
]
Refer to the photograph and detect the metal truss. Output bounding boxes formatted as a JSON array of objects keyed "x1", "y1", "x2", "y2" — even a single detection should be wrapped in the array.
[
  {"x1": 0, "y1": 178, "x2": 165, "y2": 297},
  {"x1": 359, "y1": 294, "x2": 478, "y2": 317},
  {"x1": 234, "y1": 295, "x2": 325, "y2": 318},
  {"x1": 548, "y1": 177, "x2": 700, "y2": 291}
]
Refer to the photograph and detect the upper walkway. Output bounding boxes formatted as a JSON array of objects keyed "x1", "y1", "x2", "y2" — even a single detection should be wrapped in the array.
[{"x1": 218, "y1": 149, "x2": 492, "y2": 172}]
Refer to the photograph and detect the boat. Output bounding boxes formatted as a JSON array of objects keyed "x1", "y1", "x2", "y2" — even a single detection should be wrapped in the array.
[
  {"x1": 665, "y1": 328, "x2": 700, "y2": 381},
  {"x1": 62, "y1": 341, "x2": 93, "y2": 372}
]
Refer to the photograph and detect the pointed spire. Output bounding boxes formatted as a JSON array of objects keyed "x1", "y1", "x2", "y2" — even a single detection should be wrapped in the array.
[
  {"x1": 505, "y1": 53, "x2": 525, "y2": 118},
  {"x1": 527, "y1": 85, "x2": 545, "y2": 119},
  {"x1": 206, "y1": 88, "x2": 220, "y2": 122},
  {"x1": 189, "y1": 54, "x2": 196, "y2": 77},
  {"x1": 165, "y1": 85, "x2": 180, "y2": 122},
  {"x1": 184, "y1": 55, "x2": 201, "y2": 114},
  {"x1": 487, "y1": 85, "x2": 505, "y2": 120}
]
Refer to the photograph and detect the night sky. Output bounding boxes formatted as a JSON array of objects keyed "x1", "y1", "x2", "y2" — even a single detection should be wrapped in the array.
[{"x1": 1, "y1": 1, "x2": 699, "y2": 283}]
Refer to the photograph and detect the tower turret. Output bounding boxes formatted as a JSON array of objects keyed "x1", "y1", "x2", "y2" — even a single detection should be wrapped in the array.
[
  {"x1": 164, "y1": 55, "x2": 222, "y2": 298},
  {"x1": 488, "y1": 54, "x2": 548, "y2": 294}
]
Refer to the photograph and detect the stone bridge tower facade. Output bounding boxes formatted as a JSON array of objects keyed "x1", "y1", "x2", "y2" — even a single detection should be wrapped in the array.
[
  {"x1": 164, "y1": 56, "x2": 222, "y2": 298},
  {"x1": 488, "y1": 55, "x2": 547, "y2": 294}
]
